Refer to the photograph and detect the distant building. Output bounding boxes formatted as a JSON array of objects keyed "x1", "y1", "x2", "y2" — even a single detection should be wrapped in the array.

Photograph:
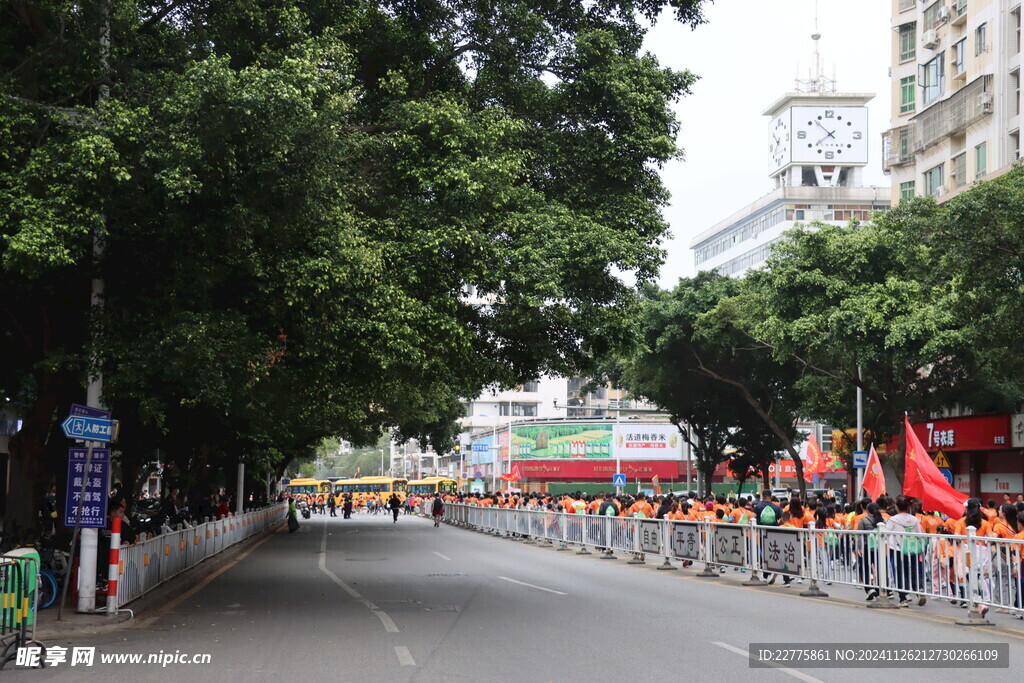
[
  {"x1": 691, "y1": 34, "x2": 889, "y2": 277},
  {"x1": 882, "y1": 0, "x2": 1019, "y2": 204}
]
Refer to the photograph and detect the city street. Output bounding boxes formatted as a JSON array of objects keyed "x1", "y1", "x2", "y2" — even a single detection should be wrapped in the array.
[{"x1": 13, "y1": 514, "x2": 1024, "y2": 681}]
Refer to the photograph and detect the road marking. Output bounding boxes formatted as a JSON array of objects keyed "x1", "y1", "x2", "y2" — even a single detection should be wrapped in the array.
[
  {"x1": 394, "y1": 646, "x2": 416, "y2": 666},
  {"x1": 142, "y1": 520, "x2": 281, "y2": 625},
  {"x1": 318, "y1": 520, "x2": 399, "y2": 632},
  {"x1": 713, "y1": 642, "x2": 823, "y2": 683},
  {"x1": 497, "y1": 576, "x2": 567, "y2": 595},
  {"x1": 433, "y1": 551, "x2": 451, "y2": 561}
]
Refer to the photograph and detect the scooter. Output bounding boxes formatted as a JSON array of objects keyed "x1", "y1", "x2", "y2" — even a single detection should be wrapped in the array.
[{"x1": 298, "y1": 500, "x2": 311, "y2": 519}]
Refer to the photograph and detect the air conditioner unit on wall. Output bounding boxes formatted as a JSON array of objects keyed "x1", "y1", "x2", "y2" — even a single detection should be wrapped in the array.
[
  {"x1": 937, "y1": 6, "x2": 951, "y2": 23},
  {"x1": 923, "y1": 30, "x2": 940, "y2": 48},
  {"x1": 935, "y1": 185, "x2": 948, "y2": 196},
  {"x1": 978, "y1": 93, "x2": 994, "y2": 113}
]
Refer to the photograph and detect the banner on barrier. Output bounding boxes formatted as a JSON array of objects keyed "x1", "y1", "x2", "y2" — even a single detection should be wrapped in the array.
[
  {"x1": 671, "y1": 521, "x2": 701, "y2": 560},
  {"x1": 640, "y1": 520, "x2": 661, "y2": 554},
  {"x1": 712, "y1": 525, "x2": 748, "y2": 567},
  {"x1": 761, "y1": 529, "x2": 802, "y2": 574}
]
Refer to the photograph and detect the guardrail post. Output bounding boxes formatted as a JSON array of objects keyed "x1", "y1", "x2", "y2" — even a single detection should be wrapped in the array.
[
  {"x1": 956, "y1": 525, "x2": 994, "y2": 625},
  {"x1": 799, "y1": 521, "x2": 828, "y2": 597},
  {"x1": 627, "y1": 518, "x2": 645, "y2": 564},
  {"x1": 557, "y1": 511, "x2": 570, "y2": 550},
  {"x1": 599, "y1": 515, "x2": 616, "y2": 559},
  {"x1": 743, "y1": 518, "x2": 765, "y2": 586},
  {"x1": 697, "y1": 520, "x2": 718, "y2": 578},
  {"x1": 576, "y1": 515, "x2": 592, "y2": 555},
  {"x1": 657, "y1": 519, "x2": 677, "y2": 570},
  {"x1": 867, "y1": 522, "x2": 899, "y2": 609}
]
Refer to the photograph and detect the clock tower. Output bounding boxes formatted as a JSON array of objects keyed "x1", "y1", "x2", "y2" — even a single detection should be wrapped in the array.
[{"x1": 765, "y1": 32, "x2": 873, "y2": 189}]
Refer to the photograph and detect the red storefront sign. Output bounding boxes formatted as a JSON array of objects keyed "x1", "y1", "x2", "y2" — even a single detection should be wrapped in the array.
[
  {"x1": 910, "y1": 414, "x2": 1011, "y2": 452},
  {"x1": 515, "y1": 460, "x2": 682, "y2": 481}
]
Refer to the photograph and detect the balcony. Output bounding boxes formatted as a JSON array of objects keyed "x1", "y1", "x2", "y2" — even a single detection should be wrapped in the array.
[
  {"x1": 882, "y1": 125, "x2": 914, "y2": 172},
  {"x1": 887, "y1": 76, "x2": 992, "y2": 163}
]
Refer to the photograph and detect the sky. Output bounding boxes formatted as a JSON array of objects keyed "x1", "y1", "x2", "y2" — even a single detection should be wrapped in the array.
[{"x1": 645, "y1": 0, "x2": 892, "y2": 288}]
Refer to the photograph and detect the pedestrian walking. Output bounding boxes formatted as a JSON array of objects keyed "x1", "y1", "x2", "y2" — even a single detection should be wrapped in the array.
[
  {"x1": 389, "y1": 493, "x2": 402, "y2": 523},
  {"x1": 432, "y1": 495, "x2": 445, "y2": 527},
  {"x1": 328, "y1": 493, "x2": 337, "y2": 517}
]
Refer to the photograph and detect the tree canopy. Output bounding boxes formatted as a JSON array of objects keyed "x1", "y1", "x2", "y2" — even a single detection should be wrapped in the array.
[{"x1": 1, "y1": 0, "x2": 710, "y2": 529}]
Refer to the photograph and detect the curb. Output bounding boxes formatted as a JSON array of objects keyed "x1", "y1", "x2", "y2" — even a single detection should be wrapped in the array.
[{"x1": 35, "y1": 518, "x2": 285, "y2": 642}]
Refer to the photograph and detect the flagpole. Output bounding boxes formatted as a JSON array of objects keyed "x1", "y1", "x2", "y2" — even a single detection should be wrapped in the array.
[{"x1": 856, "y1": 366, "x2": 865, "y2": 497}]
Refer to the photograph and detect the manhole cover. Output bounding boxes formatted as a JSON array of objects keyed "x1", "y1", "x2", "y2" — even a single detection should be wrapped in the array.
[{"x1": 425, "y1": 573, "x2": 466, "y2": 577}]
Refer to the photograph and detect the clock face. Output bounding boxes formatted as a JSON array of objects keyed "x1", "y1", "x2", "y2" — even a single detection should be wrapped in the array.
[
  {"x1": 768, "y1": 113, "x2": 791, "y2": 173},
  {"x1": 790, "y1": 106, "x2": 869, "y2": 164}
]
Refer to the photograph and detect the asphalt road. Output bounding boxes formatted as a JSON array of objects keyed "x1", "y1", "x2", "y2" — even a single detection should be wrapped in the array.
[{"x1": 12, "y1": 512, "x2": 1024, "y2": 681}]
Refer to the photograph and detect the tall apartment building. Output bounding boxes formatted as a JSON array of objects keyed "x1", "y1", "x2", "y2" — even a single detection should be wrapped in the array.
[
  {"x1": 691, "y1": 35, "x2": 889, "y2": 276},
  {"x1": 883, "y1": 0, "x2": 1021, "y2": 202}
]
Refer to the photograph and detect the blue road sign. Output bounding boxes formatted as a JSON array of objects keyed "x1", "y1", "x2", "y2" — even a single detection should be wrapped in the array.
[
  {"x1": 64, "y1": 448, "x2": 111, "y2": 528},
  {"x1": 61, "y1": 414, "x2": 114, "y2": 442},
  {"x1": 70, "y1": 403, "x2": 111, "y2": 419},
  {"x1": 612, "y1": 473, "x2": 627, "y2": 487},
  {"x1": 938, "y1": 468, "x2": 953, "y2": 486},
  {"x1": 471, "y1": 443, "x2": 488, "y2": 453},
  {"x1": 852, "y1": 450, "x2": 868, "y2": 468}
]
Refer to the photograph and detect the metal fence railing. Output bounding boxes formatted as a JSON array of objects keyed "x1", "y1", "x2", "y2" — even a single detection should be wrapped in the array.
[
  {"x1": 1, "y1": 553, "x2": 41, "y2": 666},
  {"x1": 437, "y1": 504, "x2": 1024, "y2": 620},
  {"x1": 116, "y1": 504, "x2": 286, "y2": 607}
]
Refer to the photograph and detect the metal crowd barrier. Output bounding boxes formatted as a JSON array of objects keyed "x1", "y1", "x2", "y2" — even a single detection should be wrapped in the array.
[
  {"x1": 444, "y1": 504, "x2": 1024, "y2": 618},
  {"x1": 1, "y1": 554, "x2": 40, "y2": 665},
  {"x1": 116, "y1": 504, "x2": 286, "y2": 606}
]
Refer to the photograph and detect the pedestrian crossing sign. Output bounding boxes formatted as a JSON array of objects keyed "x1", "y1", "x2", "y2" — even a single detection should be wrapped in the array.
[
  {"x1": 612, "y1": 473, "x2": 626, "y2": 487},
  {"x1": 932, "y1": 449, "x2": 951, "y2": 468}
]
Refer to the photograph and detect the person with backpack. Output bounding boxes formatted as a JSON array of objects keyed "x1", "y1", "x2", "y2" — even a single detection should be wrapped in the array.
[
  {"x1": 858, "y1": 502, "x2": 886, "y2": 601},
  {"x1": 753, "y1": 491, "x2": 785, "y2": 583},
  {"x1": 884, "y1": 495, "x2": 925, "y2": 607},
  {"x1": 431, "y1": 494, "x2": 445, "y2": 527}
]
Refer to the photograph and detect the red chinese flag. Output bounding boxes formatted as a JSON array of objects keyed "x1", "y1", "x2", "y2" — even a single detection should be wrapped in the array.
[
  {"x1": 803, "y1": 433, "x2": 825, "y2": 482},
  {"x1": 509, "y1": 465, "x2": 522, "y2": 482},
  {"x1": 902, "y1": 414, "x2": 968, "y2": 517},
  {"x1": 862, "y1": 445, "x2": 886, "y2": 501}
]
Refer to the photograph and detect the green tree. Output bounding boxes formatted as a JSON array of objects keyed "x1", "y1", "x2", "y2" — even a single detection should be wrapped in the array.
[{"x1": 1, "y1": 0, "x2": 710, "y2": 531}]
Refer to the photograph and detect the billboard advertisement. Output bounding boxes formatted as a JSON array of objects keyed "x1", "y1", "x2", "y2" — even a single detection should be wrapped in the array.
[{"x1": 509, "y1": 421, "x2": 683, "y2": 460}]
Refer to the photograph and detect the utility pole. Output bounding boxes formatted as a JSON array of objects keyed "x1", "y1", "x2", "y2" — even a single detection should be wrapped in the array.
[{"x1": 78, "y1": 2, "x2": 111, "y2": 614}]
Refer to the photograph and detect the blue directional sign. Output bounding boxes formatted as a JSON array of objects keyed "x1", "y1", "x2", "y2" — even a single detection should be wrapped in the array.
[
  {"x1": 852, "y1": 450, "x2": 868, "y2": 469},
  {"x1": 61, "y1": 414, "x2": 114, "y2": 442},
  {"x1": 471, "y1": 443, "x2": 489, "y2": 453},
  {"x1": 938, "y1": 468, "x2": 953, "y2": 486},
  {"x1": 612, "y1": 473, "x2": 627, "y2": 487},
  {"x1": 64, "y1": 448, "x2": 111, "y2": 528}
]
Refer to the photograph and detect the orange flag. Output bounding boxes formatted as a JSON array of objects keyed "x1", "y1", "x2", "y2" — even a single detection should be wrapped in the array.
[
  {"x1": 862, "y1": 445, "x2": 886, "y2": 501},
  {"x1": 902, "y1": 415, "x2": 968, "y2": 517},
  {"x1": 803, "y1": 433, "x2": 826, "y2": 482}
]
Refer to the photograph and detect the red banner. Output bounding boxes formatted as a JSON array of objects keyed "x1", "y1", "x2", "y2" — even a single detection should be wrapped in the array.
[
  {"x1": 515, "y1": 460, "x2": 682, "y2": 481},
  {"x1": 910, "y1": 414, "x2": 1011, "y2": 452}
]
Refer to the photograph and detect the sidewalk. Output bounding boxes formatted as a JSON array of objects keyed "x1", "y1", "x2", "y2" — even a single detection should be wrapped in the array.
[{"x1": 32, "y1": 520, "x2": 283, "y2": 642}]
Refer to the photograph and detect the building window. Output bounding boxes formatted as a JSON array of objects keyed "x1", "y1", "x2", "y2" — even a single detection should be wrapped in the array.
[
  {"x1": 921, "y1": 54, "x2": 945, "y2": 106},
  {"x1": 521, "y1": 381, "x2": 539, "y2": 392},
  {"x1": 974, "y1": 141, "x2": 987, "y2": 178},
  {"x1": 900, "y1": 76, "x2": 916, "y2": 113},
  {"x1": 953, "y1": 39, "x2": 966, "y2": 75},
  {"x1": 1015, "y1": 7, "x2": 1022, "y2": 53},
  {"x1": 975, "y1": 23, "x2": 987, "y2": 56},
  {"x1": 900, "y1": 181, "x2": 916, "y2": 201},
  {"x1": 899, "y1": 23, "x2": 916, "y2": 62},
  {"x1": 1011, "y1": 132, "x2": 1020, "y2": 161},
  {"x1": 956, "y1": 0, "x2": 968, "y2": 19},
  {"x1": 923, "y1": 1, "x2": 943, "y2": 30},
  {"x1": 951, "y1": 153, "x2": 967, "y2": 187},
  {"x1": 500, "y1": 402, "x2": 537, "y2": 417},
  {"x1": 1014, "y1": 70, "x2": 1021, "y2": 116},
  {"x1": 899, "y1": 0, "x2": 915, "y2": 11},
  {"x1": 923, "y1": 165, "x2": 944, "y2": 196}
]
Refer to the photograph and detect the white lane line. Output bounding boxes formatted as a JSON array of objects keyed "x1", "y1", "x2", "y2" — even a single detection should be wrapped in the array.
[
  {"x1": 318, "y1": 520, "x2": 400, "y2": 633},
  {"x1": 497, "y1": 576, "x2": 567, "y2": 596},
  {"x1": 433, "y1": 551, "x2": 451, "y2": 561},
  {"x1": 713, "y1": 642, "x2": 824, "y2": 683},
  {"x1": 394, "y1": 646, "x2": 416, "y2": 666}
]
